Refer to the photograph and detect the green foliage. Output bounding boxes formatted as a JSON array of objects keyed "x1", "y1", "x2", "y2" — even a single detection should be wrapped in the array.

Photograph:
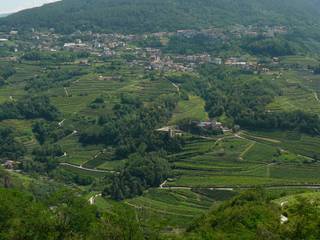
[
  {"x1": 0, "y1": 126, "x2": 26, "y2": 160},
  {"x1": 197, "y1": 65, "x2": 320, "y2": 134},
  {"x1": 313, "y1": 65, "x2": 320, "y2": 75},
  {"x1": 0, "y1": 188, "x2": 145, "y2": 240},
  {"x1": 243, "y1": 37, "x2": 297, "y2": 56},
  {"x1": 25, "y1": 68, "x2": 86, "y2": 92},
  {"x1": 164, "y1": 34, "x2": 224, "y2": 54},
  {"x1": 32, "y1": 120, "x2": 72, "y2": 145},
  {"x1": 0, "y1": 96, "x2": 60, "y2": 121},
  {"x1": 2, "y1": 0, "x2": 320, "y2": 35},
  {"x1": 103, "y1": 153, "x2": 171, "y2": 200},
  {"x1": 22, "y1": 50, "x2": 89, "y2": 63},
  {"x1": 182, "y1": 190, "x2": 320, "y2": 240},
  {"x1": 79, "y1": 94, "x2": 182, "y2": 158},
  {"x1": 0, "y1": 64, "x2": 16, "y2": 80}
]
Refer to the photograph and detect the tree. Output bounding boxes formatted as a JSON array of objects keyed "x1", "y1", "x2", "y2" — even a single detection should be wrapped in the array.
[
  {"x1": 103, "y1": 153, "x2": 171, "y2": 200},
  {"x1": 0, "y1": 126, "x2": 26, "y2": 160}
]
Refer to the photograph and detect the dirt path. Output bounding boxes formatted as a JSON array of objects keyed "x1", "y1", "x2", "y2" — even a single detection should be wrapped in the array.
[
  {"x1": 58, "y1": 119, "x2": 66, "y2": 127},
  {"x1": 237, "y1": 132, "x2": 281, "y2": 144},
  {"x1": 159, "y1": 180, "x2": 167, "y2": 189},
  {"x1": 59, "y1": 162, "x2": 116, "y2": 173},
  {"x1": 81, "y1": 148, "x2": 106, "y2": 167},
  {"x1": 88, "y1": 193, "x2": 102, "y2": 205},
  {"x1": 159, "y1": 185, "x2": 235, "y2": 191},
  {"x1": 239, "y1": 142, "x2": 255, "y2": 159},
  {"x1": 238, "y1": 132, "x2": 314, "y2": 161},
  {"x1": 171, "y1": 82, "x2": 180, "y2": 93},
  {"x1": 64, "y1": 87, "x2": 69, "y2": 97},
  {"x1": 160, "y1": 184, "x2": 320, "y2": 191},
  {"x1": 314, "y1": 92, "x2": 320, "y2": 103}
]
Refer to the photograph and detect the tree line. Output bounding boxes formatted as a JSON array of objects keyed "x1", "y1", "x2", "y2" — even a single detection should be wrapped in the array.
[
  {"x1": 0, "y1": 96, "x2": 60, "y2": 121},
  {"x1": 103, "y1": 152, "x2": 170, "y2": 200},
  {"x1": 79, "y1": 94, "x2": 183, "y2": 159}
]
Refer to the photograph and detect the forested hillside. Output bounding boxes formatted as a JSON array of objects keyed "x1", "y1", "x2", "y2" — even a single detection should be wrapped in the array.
[{"x1": 1, "y1": 0, "x2": 320, "y2": 34}]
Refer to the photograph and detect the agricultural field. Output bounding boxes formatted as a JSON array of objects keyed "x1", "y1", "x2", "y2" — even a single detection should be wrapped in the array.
[
  {"x1": 166, "y1": 130, "x2": 320, "y2": 188},
  {"x1": 169, "y1": 95, "x2": 208, "y2": 124},
  {"x1": 267, "y1": 70, "x2": 320, "y2": 114},
  {"x1": 119, "y1": 188, "x2": 236, "y2": 231},
  {"x1": 280, "y1": 56, "x2": 319, "y2": 68},
  {"x1": 1, "y1": 57, "x2": 320, "y2": 191}
]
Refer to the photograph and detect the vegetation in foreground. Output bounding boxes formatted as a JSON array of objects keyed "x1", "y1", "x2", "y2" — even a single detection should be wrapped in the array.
[{"x1": 1, "y1": 178, "x2": 320, "y2": 240}]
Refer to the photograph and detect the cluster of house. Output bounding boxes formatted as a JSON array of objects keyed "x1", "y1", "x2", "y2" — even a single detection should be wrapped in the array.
[
  {"x1": 175, "y1": 54, "x2": 222, "y2": 65},
  {"x1": 148, "y1": 55, "x2": 194, "y2": 72},
  {"x1": 156, "y1": 119, "x2": 232, "y2": 138},
  {"x1": 0, "y1": 30, "x2": 19, "y2": 51},
  {"x1": 1, "y1": 24, "x2": 288, "y2": 74},
  {"x1": 63, "y1": 38, "x2": 120, "y2": 57},
  {"x1": 192, "y1": 120, "x2": 232, "y2": 133}
]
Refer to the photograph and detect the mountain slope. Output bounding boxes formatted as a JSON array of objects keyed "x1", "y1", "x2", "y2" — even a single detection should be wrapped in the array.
[
  {"x1": 0, "y1": 13, "x2": 10, "y2": 18},
  {"x1": 1, "y1": 0, "x2": 320, "y2": 33}
]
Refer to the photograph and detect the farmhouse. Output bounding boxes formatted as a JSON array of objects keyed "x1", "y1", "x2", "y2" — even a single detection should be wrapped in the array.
[
  {"x1": 156, "y1": 126, "x2": 183, "y2": 137},
  {"x1": 196, "y1": 120, "x2": 223, "y2": 130},
  {"x1": 225, "y1": 57, "x2": 247, "y2": 67}
]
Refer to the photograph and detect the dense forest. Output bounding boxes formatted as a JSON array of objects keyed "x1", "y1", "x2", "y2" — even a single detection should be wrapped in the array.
[
  {"x1": 0, "y1": 127, "x2": 26, "y2": 160},
  {"x1": 103, "y1": 153, "x2": 171, "y2": 200},
  {"x1": 1, "y1": 0, "x2": 320, "y2": 35},
  {"x1": 0, "y1": 96, "x2": 60, "y2": 121}
]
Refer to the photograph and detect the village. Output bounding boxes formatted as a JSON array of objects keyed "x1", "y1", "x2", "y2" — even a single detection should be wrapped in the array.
[{"x1": 0, "y1": 24, "x2": 288, "y2": 73}]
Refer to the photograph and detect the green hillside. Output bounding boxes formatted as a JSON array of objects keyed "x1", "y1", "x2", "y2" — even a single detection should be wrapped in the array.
[{"x1": 1, "y1": 0, "x2": 320, "y2": 33}]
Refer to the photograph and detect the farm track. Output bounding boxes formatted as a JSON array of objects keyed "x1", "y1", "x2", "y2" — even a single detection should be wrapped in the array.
[
  {"x1": 160, "y1": 184, "x2": 320, "y2": 191},
  {"x1": 89, "y1": 193, "x2": 102, "y2": 205},
  {"x1": 59, "y1": 162, "x2": 117, "y2": 173},
  {"x1": 314, "y1": 92, "x2": 320, "y2": 103}
]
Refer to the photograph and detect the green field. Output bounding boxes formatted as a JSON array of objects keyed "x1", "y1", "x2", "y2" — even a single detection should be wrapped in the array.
[
  {"x1": 169, "y1": 95, "x2": 208, "y2": 124},
  {"x1": 267, "y1": 70, "x2": 320, "y2": 114}
]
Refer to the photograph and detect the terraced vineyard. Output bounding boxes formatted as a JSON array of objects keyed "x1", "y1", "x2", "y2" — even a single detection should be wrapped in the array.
[
  {"x1": 166, "y1": 131, "x2": 320, "y2": 188},
  {"x1": 93, "y1": 188, "x2": 237, "y2": 232},
  {"x1": 267, "y1": 70, "x2": 320, "y2": 114}
]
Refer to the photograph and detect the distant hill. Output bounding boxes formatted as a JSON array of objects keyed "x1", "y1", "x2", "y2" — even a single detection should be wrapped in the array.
[
  {"x1": 1, "y1": 0, "x2": 320, "y2": 34},
  {"x1": 0, "y1": 13, "x2": 10, "y2": 18}
]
